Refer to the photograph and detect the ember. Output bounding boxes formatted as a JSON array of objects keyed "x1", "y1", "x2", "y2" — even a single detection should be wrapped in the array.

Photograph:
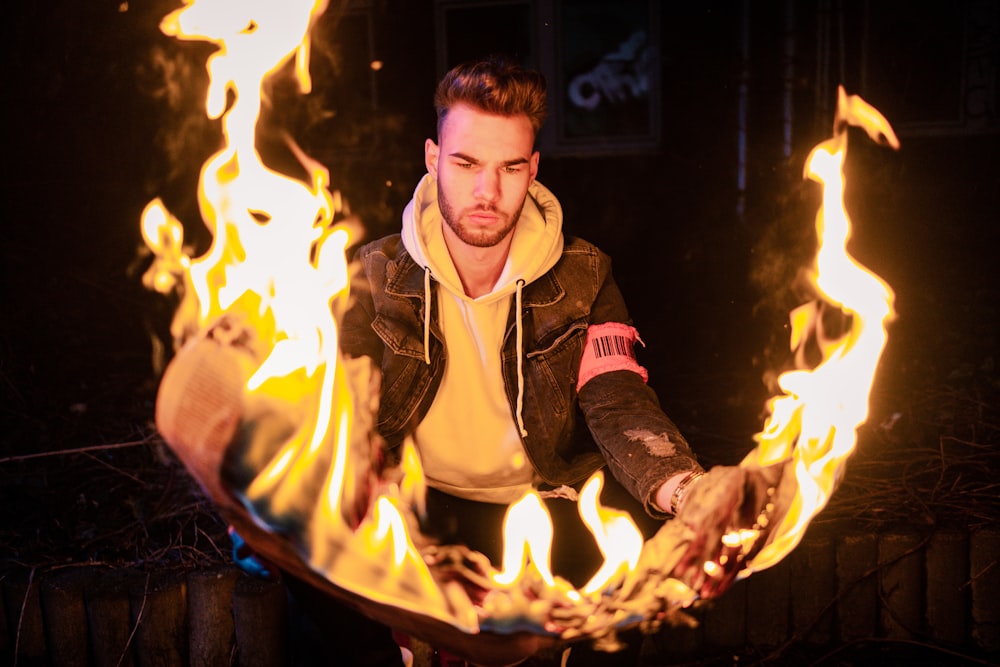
[{"x1": 143, "y1": 0, "x2": 898, "y2": 661}]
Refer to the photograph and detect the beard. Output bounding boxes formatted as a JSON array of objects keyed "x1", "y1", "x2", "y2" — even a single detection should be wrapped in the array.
[{"x1": 438, "y1": 182, "x2": 524, "y2": 248}]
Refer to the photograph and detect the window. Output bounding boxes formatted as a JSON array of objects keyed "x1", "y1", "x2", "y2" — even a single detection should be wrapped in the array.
[{"x1": 435, "y1": 0, "x2": 661, "y2": 154}]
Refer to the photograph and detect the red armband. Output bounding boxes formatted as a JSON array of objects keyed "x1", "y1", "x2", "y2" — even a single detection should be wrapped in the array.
[{"x1": 576, "y1": 322, "x2": 649, "y2": 392}]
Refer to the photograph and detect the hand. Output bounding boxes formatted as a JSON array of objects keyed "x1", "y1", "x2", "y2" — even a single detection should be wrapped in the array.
[{"x1": 669, "y1": 464, "x2": 784, "y2": 599}]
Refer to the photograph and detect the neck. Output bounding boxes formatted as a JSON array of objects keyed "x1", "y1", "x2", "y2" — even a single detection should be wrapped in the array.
[{"x1": 444, "y1": 234, "x2": 512, "y2": 298}]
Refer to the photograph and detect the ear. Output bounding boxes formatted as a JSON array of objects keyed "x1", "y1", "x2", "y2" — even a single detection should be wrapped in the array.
[
  {"x1": 425, "y1": 138, "x2": 439, "y2": 178},
  {"x1": 528, "y1": 150, "x2": 540, "y2": 184}
]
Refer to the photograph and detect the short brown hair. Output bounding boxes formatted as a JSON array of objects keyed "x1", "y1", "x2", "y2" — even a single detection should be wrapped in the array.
[{"x1": 434, "y1": 56, "x2": 548, "y2": 138}]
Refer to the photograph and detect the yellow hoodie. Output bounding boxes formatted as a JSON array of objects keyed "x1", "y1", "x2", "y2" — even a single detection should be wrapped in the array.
[{"x1": 400, "y1": 174, "x2": 564, "y2": 504}]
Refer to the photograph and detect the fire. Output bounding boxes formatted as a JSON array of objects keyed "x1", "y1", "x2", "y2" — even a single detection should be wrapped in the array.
[
  {"x1": 142, "y1": 0, "x2": 469, "y2": 627},
  {"x1": 578, "y1": 472, "x2": 644, "y2": 597},
  {"x1": 142, "y1": 0, "x2": 898, "y2": 653},
  {"x1": 487, "y1": 475, "x2": 647, "y2": 599},
  {"x1": 493, "y1": 492, "x2": 557, "y2": 588},
  {"x1": 738, "y1": 86, "x2": 899, "y2": 575}
]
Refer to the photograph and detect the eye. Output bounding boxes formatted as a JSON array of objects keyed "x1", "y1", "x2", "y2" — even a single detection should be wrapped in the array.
[{"x1": 503, "y1": 165, "x2": 521, "y2": 175}]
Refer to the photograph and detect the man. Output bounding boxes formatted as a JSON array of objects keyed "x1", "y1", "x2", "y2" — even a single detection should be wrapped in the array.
[
  {"x1": 332, "y1": 56, "x2": 708, "y2": 663},
  {"x1": 343, "y1": 56, "x2": 704, "y2": 540}
]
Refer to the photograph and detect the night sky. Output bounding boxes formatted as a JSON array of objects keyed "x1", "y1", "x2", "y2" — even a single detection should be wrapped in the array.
[{"x1": 2, "y1": 0, "x2": 997, "y2": 472}]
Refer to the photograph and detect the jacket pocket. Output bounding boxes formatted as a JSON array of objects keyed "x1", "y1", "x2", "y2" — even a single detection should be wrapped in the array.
[
  {"x1": 371, "y1": 313, "x2": 427, "y2": 360},
  {"x1": 524, "y1": 321, "x2": 587, "y2": 417}
]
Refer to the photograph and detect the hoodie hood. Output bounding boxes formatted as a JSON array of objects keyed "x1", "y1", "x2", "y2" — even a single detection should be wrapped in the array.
[{"x1": 401, "y1": 173, "x2": 564, "y2": 302}]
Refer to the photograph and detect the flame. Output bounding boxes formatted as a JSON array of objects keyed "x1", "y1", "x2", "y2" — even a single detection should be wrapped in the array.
[
  {"x1": 578, "y1": 472, "x2": 644, "y2": 597},
  {"x1": 490, "y1": 472, "x2": 645, "y2": 598},
  {"x1": 143, "y1": 0, "x2": 899, "y2": 646},
  {"x1": 373, "y1": 497, "x2": 408, "y2": 566},
  {"x1": 494, "y1": 492, "x2": 557, "y2": 588},
  {"x1": 741, "y1": 86, "x2": 898, "y2": 574},
  {"x1": 141, "y1": 0, "x2": 471, "y2": 628}
]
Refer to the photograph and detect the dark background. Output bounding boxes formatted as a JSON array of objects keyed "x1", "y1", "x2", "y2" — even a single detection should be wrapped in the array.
[
  {"x1": 1, "y1": 0, "x2": 997, "y2": 542},
  {"x1": 0, "y1": 2, "x2": 998, "y2": 665}
]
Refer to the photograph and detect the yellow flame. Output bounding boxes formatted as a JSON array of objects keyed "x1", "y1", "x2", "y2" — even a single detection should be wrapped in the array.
[
  {"x1": 745, "y1": 87, "x2": 897, "y2": 573},
  {"x1": 494, "y1": 492, "x2": 557, "y2": 587},
  {"x1": 399, "y1": 439, "x2": 427, "y2": 518},
  {"x1": 142, "y1": 0, "x2": 484, "y2": 630},
  {"x1": 577, "y1": 472, "x2": 644, "y2": 597},
  {"x1": 373, "y1": 496, "x2": 410, "y2": 567}
]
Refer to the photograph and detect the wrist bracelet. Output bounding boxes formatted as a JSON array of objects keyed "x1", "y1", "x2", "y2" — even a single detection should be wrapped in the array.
[{"x1": 670, "y1": 470, "x2": 705, "y2": 515}]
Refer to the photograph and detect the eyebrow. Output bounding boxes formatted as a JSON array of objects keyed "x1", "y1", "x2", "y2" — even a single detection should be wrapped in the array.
[{"x1": 448, "y1": 152, "x2": 530, "y2": 168}]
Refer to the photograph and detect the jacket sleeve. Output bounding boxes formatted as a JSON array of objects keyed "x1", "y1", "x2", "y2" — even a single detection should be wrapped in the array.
[{"x1": 577, "y1": 256, "x2": 702, "y2": 517}]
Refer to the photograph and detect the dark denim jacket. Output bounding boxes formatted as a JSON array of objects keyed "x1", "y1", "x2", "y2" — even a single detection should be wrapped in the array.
[{"x1": 340, "y1": 234, "x2": 700, "y2": 516}]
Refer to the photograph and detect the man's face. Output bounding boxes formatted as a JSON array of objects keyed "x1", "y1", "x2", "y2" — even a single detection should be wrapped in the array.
[{"x1": 425, "y1": 103, "x2": 539, "y2": 249}]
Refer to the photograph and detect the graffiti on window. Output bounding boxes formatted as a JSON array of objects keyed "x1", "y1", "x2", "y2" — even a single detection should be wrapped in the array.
[{"x1": 567, "y1": 30, "x2": 650, "y2": 111}]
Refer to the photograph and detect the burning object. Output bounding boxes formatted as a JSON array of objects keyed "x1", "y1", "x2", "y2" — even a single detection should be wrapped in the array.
[{"x1": 142, "y1": 1, "x2": 897, "y2": 663}]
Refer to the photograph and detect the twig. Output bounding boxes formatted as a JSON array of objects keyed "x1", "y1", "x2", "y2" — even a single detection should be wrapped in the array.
[
  {"x1": 81, "y1": 451, "x2": 146, "y2": 486},
  {"x1": 12, "y1": 567, "x2": 36, "y2": 667},
  {"x1": 196, "y1": 519, "x2": 228, "y2": 561},
  {"x1": 0, "y1": 439, "x2": 153, "y2": 465},
  {"x1": 117, "y1": 571, "x2": 150, "y2": 667}
]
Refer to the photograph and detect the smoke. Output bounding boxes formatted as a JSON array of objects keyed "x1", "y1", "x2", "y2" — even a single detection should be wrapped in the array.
[
  {"x1": 749, "y1": 179, "x2": 823, "y2": 394},
  {"x1": 135, "y1": 41, "x2": 222, "y2": 249}
]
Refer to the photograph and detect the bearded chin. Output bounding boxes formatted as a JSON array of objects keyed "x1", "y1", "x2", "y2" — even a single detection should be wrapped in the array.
[
  {"x1": 438, "y1": 186, "x2": 524, "y2": 249},
  {"x1": 452, "y1": 219, "x2": 515, "y2": 248}
]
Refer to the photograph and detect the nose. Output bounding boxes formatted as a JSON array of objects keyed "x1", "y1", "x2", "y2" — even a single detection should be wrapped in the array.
[{"x1": 474, "y1": 168, "x2": 500, "y2": 205}]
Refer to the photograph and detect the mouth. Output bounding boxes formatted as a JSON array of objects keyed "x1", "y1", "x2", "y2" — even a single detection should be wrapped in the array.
[{"x1": 467, "y1": 207, "x2": 500, "y2": 225}]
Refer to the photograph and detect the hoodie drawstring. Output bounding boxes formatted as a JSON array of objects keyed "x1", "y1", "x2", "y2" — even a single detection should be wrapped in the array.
[
  {"x1": 422, "y1": 267, "x2": 432, "y2": 365},
  {"x1": 515, "y1": 279, "x2": 527, "y2": 438},
  {"x1": 422, "y1": 266, "x2": 526, "y2": 437}
]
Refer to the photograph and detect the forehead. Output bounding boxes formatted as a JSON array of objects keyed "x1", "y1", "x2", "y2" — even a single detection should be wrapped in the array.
[{"x1": 439, "y1": 103, "x2": 535, "y2": 157}]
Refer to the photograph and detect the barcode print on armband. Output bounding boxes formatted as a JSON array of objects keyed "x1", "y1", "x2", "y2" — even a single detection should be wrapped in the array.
[{"x1": 592, "y1": 334, "x2": 635, "y2": 360}]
